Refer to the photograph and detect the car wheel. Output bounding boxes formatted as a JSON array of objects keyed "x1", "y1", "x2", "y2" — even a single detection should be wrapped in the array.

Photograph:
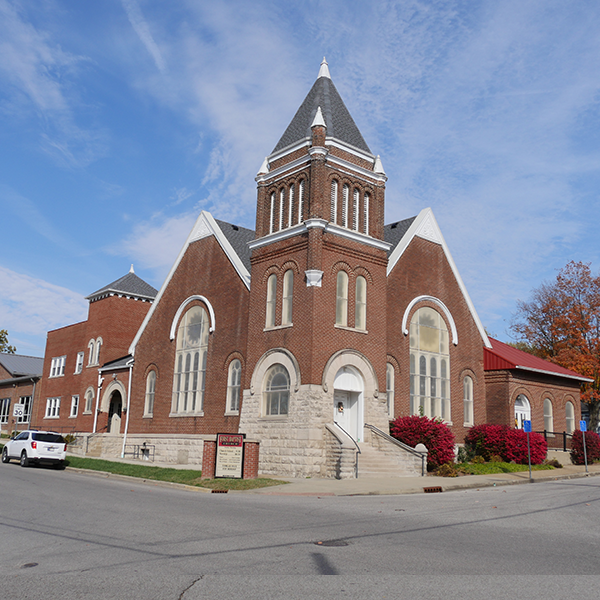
[
  {"x1": 20, "y1": 451, "x2": 29, "y2": 467},
  {"x1": 1, "y1": 447, "x2": 9, "y2": 463}
]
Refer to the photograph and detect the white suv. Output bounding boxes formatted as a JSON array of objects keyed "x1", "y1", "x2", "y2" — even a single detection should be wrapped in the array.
[{"x1": 2, "y1": 430, "x2": 67, "y2": 468}]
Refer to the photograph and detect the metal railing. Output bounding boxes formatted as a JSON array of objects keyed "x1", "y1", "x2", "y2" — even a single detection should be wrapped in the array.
[
  {"x1": 534, "y1": 430, "x2": 573, "y2": 452},
  {"x1": 365, "y1": 423, "x2": 428, "y2": 476},
  {"x1": 123, "y1": 442, "x2": 155, "y2": 462},
  {"x1": 333, "y1": 422, "x2": 361, "y2": 478}
]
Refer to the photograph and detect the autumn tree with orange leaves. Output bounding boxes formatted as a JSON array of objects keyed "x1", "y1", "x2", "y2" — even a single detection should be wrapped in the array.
[{"x1": 511, "y1": 261, "x2": 600, "y2": 431}]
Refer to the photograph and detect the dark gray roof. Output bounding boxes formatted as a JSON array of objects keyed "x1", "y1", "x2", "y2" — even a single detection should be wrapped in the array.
[
  {"x1": 87, "y1": 271, "x2": 158, "y2": 302},
  {"x1": 0, "y1": 353, "x2": 43, "y2": 378},
  {"x1": 384, "y1": 217, "x2": 417, "y2": 256},
  {"x1": 215, "y1": 219, "x2": 255, "y2": 273},
  {"x1": 272, "y1": 75, "x2": 371, "y2": 155},
  {"x1": 100, "y1": 355, "x2": 133, "y2": 371}
]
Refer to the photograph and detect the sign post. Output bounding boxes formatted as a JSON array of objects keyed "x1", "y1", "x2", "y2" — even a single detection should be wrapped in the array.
[
  {"x1": 215, "y1": 433, "x2": 245, "y2": 479},
  {"x1": 523, "y1": 420, "x2": 533, "y2": 482},
  {"x1": 580, "y1": 420, "x2": 588, "y2": 473}
]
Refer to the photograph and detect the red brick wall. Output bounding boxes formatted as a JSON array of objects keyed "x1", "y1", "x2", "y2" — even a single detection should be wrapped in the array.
[
  {"x1": 128, "y1": 235, "x2": 250, "y2": 436},
  {"x1": 386, "y1": 236, "x2": 487, "y2": 442}
]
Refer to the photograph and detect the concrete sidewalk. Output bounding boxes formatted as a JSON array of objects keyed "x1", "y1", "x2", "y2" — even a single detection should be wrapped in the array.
[{"x1": 65, "y1": 452, "x2": 600, "y2": 496}]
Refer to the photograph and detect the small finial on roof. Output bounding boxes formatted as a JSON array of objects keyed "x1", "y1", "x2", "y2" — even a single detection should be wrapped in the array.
[
  {"x1": 311, "y1": 106, "x2": 327, "y2": 129},
  {"x1": 318, "y1": 57, "x2": 331, "y2": 79},
  {"x1": 257, "y1": 156, "x2": 269, "y2": 175},
  {"x1": 374, "y1": 155, "x2": 386, "y2": 175},
  {"x1": 129, "y1": 264, "x2": 135, "y2": 274}
]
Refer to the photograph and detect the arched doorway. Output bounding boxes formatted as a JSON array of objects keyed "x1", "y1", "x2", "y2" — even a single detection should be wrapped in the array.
[
  {"x1": 514, "y1": 394, "x2": 531, "y2": 429},
  {"x1": 107, "y1": 391, "x2": 122, "y2": 434},
  {"x1": 333, "y1": 366, "x2": 364, "y2": 442}
]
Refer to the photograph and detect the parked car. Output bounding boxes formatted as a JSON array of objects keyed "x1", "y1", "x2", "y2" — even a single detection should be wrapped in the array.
[{"x1": 2, "y1": 430, "x2": 67, "y2": 468}]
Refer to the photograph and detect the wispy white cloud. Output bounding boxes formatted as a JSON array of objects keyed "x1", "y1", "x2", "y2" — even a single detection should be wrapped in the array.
[
  {"x1": 0, "y1": 0, "x2": 106, "y2": 167},
  {"x1": 120, "y1": 0, "x2": 166, "y2": 74},
  {"x1": 0, "y1": 266, "x2": 87, "y2": 338}
]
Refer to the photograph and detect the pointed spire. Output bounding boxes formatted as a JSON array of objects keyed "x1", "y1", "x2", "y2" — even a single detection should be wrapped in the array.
[
  {"x1": 318, "y1": 57, "x2": 331, "y2": 79},
  {"x1": 257, "y1": 156, "x2": 269, "y2": 175},
  {"x1": 129, "y1": 264, "x2": 135, "y2": 274},
  {"x1": 373, "y1": 155, "x2": 386, "y2": 175},
  {"x1": 311, "y1": 106, "x2": 326, "y2": 129}
]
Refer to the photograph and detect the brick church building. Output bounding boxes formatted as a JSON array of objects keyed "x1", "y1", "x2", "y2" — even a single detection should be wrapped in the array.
[{"x1": 31, "y1": 60, "x2": 587, "y2": 477}]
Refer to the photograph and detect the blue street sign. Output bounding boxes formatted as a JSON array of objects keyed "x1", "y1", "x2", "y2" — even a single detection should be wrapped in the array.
[
  {"x1": 523, "y1": 420, "x2": 532, "y2": 433},
  {"x1": 580, "y1": 420, "x2": 587, "y2": 432}
]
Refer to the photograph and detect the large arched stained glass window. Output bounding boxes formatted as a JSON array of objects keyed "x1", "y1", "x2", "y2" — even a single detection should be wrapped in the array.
[
  {"x1": 409, "y1": 307, "x2": 450, "y2": 420},
  {"x1": 172, "y1": 305, "x2": 209, "y2": 414},
  {"x1": 264, "y1": 364, "x2": 290, "y2": 416}
]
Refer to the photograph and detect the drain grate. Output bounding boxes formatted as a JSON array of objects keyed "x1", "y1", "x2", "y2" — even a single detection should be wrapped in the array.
[
  {"x1": 211, "y1": 489, "x2": 229, "y2": 494},
  {"x1": 423, "y1": 486, "x2": 443, "y2": 493},
  {"x1": 314, "y1": 539, "x2": 349, "y2": 547}
]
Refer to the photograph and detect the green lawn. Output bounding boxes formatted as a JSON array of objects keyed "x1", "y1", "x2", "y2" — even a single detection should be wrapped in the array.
[
  {"x1": 457, "y1": 461, "x2": 556, "y2": 475},
  {"x1": 64, "y1": 456, "x2": 287, "y2": 490}
]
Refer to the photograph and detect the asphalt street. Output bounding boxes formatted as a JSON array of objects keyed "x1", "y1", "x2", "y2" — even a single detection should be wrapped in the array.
[{"x1": 1, "y1": 463, "x2": 600, "y2": 599}]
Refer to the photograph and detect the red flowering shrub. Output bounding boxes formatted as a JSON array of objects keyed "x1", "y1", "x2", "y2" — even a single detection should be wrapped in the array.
[
  {"x1": 464, "y1": 424, "x2": 547, "y2": 464},
  {"x1": 390, "y1": 415, "x2": 455, "y2": 470},
  {"x1": 571, "y1": 430, "x2": 600, "y2": 465}
]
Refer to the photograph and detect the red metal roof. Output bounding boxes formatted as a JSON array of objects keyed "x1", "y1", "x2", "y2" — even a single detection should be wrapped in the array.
[{"x1": 484, "y1": 337, "x2": 593, "y2": 382}]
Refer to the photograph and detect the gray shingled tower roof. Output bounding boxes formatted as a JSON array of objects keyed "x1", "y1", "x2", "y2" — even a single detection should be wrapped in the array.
[
  {"x1": 86, "y1": 268, "x2": 158, "y2": 302},
  {"x1": 272, "y1": 59, "x2": 372, "y2": 155}
]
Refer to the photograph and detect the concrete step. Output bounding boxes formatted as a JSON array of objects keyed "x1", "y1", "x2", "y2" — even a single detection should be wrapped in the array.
[{"x1": 357, "y1": 443, "x2": 405, "y2": 478}]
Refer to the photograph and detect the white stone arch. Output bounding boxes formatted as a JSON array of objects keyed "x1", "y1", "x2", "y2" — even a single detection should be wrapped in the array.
[
  {"x1": 100, "y1": 379, "x2": 127, "y2": 413},
  {"x1": 169, "y1": 295, "x2": 216, "y2": 339},
  {"x1": 401, "y1": 295, "x2": 459, "y2": 346},
  {"x1": 250, "y1": 348, "x2": 301, "y2": 395},
  {"x1": 321, "y1": 349, "x2": 379, "y2": 398}
]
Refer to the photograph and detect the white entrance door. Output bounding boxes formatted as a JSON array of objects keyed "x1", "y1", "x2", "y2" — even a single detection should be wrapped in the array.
[{"x1": 334, "y1": 390, "x2": 359, "y2": 441}]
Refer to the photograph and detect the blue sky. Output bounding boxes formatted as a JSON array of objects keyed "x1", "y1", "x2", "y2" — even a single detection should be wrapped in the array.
[{"x1": 1, "y1": 0, "x2": 600, "y2": 357}]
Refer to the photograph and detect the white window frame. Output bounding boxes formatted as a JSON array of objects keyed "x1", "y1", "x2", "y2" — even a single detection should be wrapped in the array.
[
  {"x1": 463, "y1": 376, "x2": 474, "y2": 426},
  {"x1": 17, "y1": 395, "x2": 32, "y2": 424},
  {"x1": 226, "y1": 359, "x2": 242, "y2": 414},
  {"x1": 566, "y1": 401, "x2": 575, "y2": 434},
  {"x1": 288, "y1": 184, "x2": 294, "y2": 228},
  {"x1": 95, "y1": 338, "x2": 103, "y2": 365},
  {"x1": 386, "y1": 363, "x2": 395, "y2": 419},
  {"x1": 84, "y1": 387, "x2": 94, "y2": 414},
  {"x1": 355, "y1": 276, "x2": 367, "y2": 330},
  {"x1": 75, "y1": 351, "x2": 84, "y2": 374},
  {"x1": 353, "y1": 188, "x2": 359, "y2": 231},
  {"x1": 298, "y1": 180, "x2": 304, "y2": 225},
  {"x1": 70, "y1": 395, "x2": 79, "y2": 418},
  {"x1": 144, "y1": 371, "x2": 156, "y2": 416},
  {"x1": 45, "y1": 397, "x2": 60, "y2": 419},
  {"x1": 342, "y1": 184, "x2": 349, "y2": 228},
  {"x1": 544, "y1": 398, "x2": 554, "y2": 434},
  {"x1": 88, "y1": 339, "x2": 95, "y2": 365},
  {"x1": 282, "y1": 270, "x2": 293, "y2": 326},
  {"x1": 331, "y1": 180, "x2": 338, "y2": 224},
  {"x1": 363, "y1": 193, "x2": 370, "y2": 235},
  {"x1": 265, "y1": 273, "x2": 277, "y2": 328},
  {"x1": 0, "y1": 398, "x2": 10, "y2": 424},
  {"x1": 50, "y1": 356, "x2": 66, "y2": 378},
  {"x1": 336, "y1": 271, "x2": 349, "y2": 327},
  {"x1": 263, "y1": 364, "x2": 290, "y2": 417}
]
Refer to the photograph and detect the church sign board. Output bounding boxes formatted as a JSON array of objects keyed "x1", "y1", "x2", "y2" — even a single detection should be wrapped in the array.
[{"x1": 215, "y1": 433, "x2": 245, "y2": 478}]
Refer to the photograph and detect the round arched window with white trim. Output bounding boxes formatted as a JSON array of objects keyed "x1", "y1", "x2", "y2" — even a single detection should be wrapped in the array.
[
  {"x1": 264, "y1": 364, "x2": 290, "y2": 416},
  {"x1": 514, "y1": 394, "x2": 531, "y2": 429},
  {"x1": 409, "y1": 307, "x2": 450, "y2": 420}
]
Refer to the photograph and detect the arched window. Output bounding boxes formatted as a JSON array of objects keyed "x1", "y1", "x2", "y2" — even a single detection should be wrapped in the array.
[
  {"x1": 565, "y1": 401, "x2": 575, "y2": 434},
  {"x1": 353, "y1": 188, "x2": 359, "y2": 231},
  {"x1": 514, "y1": 394, "x2": 531, "y2": 429},
  {"x1": 279, "y1": 188, "x2": 285, "y2": 231},
  {"x1": 269, "y1": 192, "x2": 275, "y2": 234},
  {"x1": 288, "y1": 184, "x2": 294, "y2": 228},
  {"x1": 386, "y1": 363, "x2": 395, "y2": 418},
  {"x1": 88, "y1": 339, "x2": 95, "y2": 365},
  {"x1": 264, "y1": 364, "x2": 289, "y2": 416},
  {"x1": 84, "y1": 387, "x2": 94, "y2": 413},
  {"x1": 282, "y1": 270, "x2": 293, "y2": 325},
  {"x1": 463, "y1": 376, "x2": 473, "y2": 426},
  {"x1": 543, "y1": 398, "x2": 554, "y2": 433},
  {"x1": 363, "y1": 193, "x2": 370, "y2": 235},
  {"x1": 409, "y1": 307, "x2": 450, "y2": 420},
  {"x1": 266, "y1": 274, "x2": 277, "y2": 328},
  {"x1": 145, "y1": 371, "x2": 156, "y2": 416},
  {"x1": 330, "y1": 180, "x2": 338, "y2": 224},
  {"x1": 342, "y1": 184, "x2": 349, "y2": 228},
  {"x1": 355, "y1": 275, "x2": 366, "y2": 330},
  {"x1": 95, "y1": 337, "x2": 103, "y2": 365},
  {"x1": 336, "y1": 271, "x2": 349, "y2": 326},
  {"x1": 227, "y1": 359, "x2": 242, "y2": 413},
  {"x1": 172, "y1": 305, "x2": 209, "y2": 414},
  {"x1": 298, "y1": 180, "x2": 304, "y2": 224}
]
